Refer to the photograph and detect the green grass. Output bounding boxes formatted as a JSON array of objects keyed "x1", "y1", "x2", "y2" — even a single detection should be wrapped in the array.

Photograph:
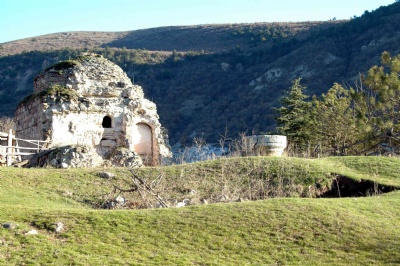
[
  {"x1": 1, "y1": 156, "x2": 400, "y2": 265},
  {"x1": 18, "y1": 84, "x2": 79, "y2": 107},
  {"x1": 44, "y1": 60, "x2": 79, "y2": 72}
]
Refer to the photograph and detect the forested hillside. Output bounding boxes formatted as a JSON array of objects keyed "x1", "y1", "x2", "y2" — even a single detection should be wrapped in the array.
[{"x1": 0, "y1": 2, "x2": 399, "y2": 145}]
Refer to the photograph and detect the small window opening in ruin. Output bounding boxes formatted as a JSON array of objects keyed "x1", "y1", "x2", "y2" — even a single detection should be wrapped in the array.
[{"x1": 102, "y1": 116, "x2": 112, "y2": 128}]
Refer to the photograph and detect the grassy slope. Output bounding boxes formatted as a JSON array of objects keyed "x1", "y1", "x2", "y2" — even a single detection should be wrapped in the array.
[{"x1": 0, "y1": 156, "x2": 399, "y2": 265}]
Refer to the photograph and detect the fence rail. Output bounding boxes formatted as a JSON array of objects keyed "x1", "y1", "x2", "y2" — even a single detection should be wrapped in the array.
[{"x1": 0, "y1": 129, "x2": 49, "y2": 166}]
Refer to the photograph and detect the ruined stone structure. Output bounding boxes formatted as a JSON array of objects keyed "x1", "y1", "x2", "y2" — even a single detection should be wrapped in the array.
[{"x1": 14, "y1": 53, "x2": 171, "y2": 167}]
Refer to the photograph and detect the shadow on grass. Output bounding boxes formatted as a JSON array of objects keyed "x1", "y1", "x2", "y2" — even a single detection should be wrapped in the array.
[{"x1": 320, "y1": 175, "x2": 398, "y2": 198}]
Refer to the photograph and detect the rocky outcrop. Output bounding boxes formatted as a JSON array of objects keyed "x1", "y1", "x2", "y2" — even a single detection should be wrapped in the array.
[
  {"x1": 15, "y1": 53, "x2": 172, "y2": 167},
  {"x1": 26, "y1": 145, "x2": 124, "y2": 168}
]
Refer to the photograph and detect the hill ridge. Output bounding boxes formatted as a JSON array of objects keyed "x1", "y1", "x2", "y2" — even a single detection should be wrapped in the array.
[{"x1": 0, "y1": 21, "x2": 344, "y2": 56}]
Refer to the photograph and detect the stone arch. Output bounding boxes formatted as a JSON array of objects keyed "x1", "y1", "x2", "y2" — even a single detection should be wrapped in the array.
[
  {"x1": 102, "y1": 115, "x2": 112, "y2": 128},
  {"x1": 132, "y1": 122, "x2": 153, "y2": 165}
]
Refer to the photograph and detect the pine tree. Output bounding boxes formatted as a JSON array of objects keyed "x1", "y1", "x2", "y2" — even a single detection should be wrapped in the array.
[
  {"x1": 362, "y1": 51, "x2": 400, "y2": 136},
  {"x1": 312, "y1": 83, "x2": 362, "y2": 155},
  {"x1": 351, "y1": 51, "x2": 400, "y2": 154},
  {"x1": 275, "y1": 78, "x2": 312, "y2": 154}
]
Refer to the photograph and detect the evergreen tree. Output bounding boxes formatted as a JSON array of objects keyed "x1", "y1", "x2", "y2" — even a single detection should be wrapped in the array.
[
  {"x1": 351, "y1": 51, "x2": 400, "y2": 154},
  {"x1": 275, "y1": 52, "x2": 400, "y2": 157},
  {"x1": 362, "y1": 51, "x2": 400, "y2": 136},
  {"x1": 312, "y1": 83, "x2": 362, "y2": 155},
  {"x1": 275, "y1": 78, "x2": 312, "y2": 154}
]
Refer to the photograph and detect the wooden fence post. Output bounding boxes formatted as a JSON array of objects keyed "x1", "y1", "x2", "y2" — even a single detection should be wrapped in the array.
[
  {"x1": 15, "y1": 139, "x2": 21, "y2": 162},
  {"x1": 7, "y1": 129, "x2": 13, "y2": 166}
]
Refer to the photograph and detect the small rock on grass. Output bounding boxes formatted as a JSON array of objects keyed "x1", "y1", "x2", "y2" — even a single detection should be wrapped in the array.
[
  {"x1": 2, "y1": 223, "x2": 18, "y2": 229},
  {"x1": 25, "y1": 229, "x2": 38, "y2": 235},
  {"x1": 98, "y1": 172, "x2": 115, "y2": 179},
  {"x1": 54, "y1": 222, "x2": 64, "y2": 233}
]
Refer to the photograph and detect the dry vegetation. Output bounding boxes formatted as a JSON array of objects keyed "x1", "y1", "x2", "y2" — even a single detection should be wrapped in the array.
[
  {"x1": 0, "y1": 116, "x2": 14, "y2": 132},
  {"x1": 58, "y1": 156, "x2": 400, "y2": 210}
]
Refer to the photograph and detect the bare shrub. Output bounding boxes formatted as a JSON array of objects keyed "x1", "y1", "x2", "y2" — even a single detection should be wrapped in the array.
[
  {"x1": 228, "y1": 132, "x2": 249, "y2": 157},
  {"x1": 174, "y1": 135, "x2": 218, "y2": 164},
  {"x1": 101, "y1": 167, "x2": 171, "y2": 209},
  {"x1": 0, "y1": 116, "x2": 14, "y2": 132},
  {"x1": 228, "y1": 132, "x2": 275, "y2": 158},
  {"x1": 93, "y1": 157, "x2": 328, "y2": 210}
]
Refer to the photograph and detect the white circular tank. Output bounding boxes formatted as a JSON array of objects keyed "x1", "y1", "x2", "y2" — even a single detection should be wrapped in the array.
[{"x1": 244, "y1": 135, "x2": 287, "y2": 156}]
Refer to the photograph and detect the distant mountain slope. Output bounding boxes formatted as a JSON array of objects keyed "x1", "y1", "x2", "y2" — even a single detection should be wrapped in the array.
[
  {"x1": 0, "y1": 21, "x2": 342, "y2": 56},
  {"x1": 0, "y1": 31, "x2": 126, "y2": 56},
  {"x1": 103, "y1": 22, "x2": 343, "y2": 52},
  {"x1": 1, "y1": 2, "x2": 399, "y2": 145}
]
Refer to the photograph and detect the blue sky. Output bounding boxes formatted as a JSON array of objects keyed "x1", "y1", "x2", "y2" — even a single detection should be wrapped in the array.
[{"x1": 0, "y1": 0, "x2": 396, "y2": 43}]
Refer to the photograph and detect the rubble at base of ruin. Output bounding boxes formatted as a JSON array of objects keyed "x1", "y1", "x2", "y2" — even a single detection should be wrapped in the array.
[{"x1": 15, "y1": 53, "x2": 172, "y2": 167}]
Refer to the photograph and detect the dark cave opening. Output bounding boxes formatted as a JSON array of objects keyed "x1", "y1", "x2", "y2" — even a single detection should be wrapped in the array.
[{"x1": 319, "y1": 175, "x2": 397, "y2": 198}]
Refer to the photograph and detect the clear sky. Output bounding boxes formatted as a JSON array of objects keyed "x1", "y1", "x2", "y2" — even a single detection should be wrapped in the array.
[{"x1": 0, "y1": 0, "x2": 396, "y2": 43}]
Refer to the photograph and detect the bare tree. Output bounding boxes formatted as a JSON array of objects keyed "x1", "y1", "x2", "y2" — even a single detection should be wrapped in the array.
[{"x1": 0, "y1": 116, "x2": 14, "y2": 132}]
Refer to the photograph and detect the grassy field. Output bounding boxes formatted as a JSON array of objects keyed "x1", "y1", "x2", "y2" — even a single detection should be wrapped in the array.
[{"x1": 1, "y1": 156, "x2": 399, "y2": 265}]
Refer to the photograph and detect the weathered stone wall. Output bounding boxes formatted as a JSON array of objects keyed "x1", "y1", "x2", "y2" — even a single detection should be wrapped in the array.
[
  {"x1": 34, "y1": 71, "x2": 70, "y2": 94},
  {"x1": 14, "y1": 97, "x2": 46, "y2": 144},
  {"x1": 50, "y1": 112, "x2": 122, "y2": 149},
  {"x1": 15, "y1": 53, "x2": 172, "y2": 167}
]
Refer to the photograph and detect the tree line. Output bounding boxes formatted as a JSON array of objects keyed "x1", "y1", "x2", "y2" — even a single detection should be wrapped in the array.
[{"x1": 276, "y1": 51, "x2": 400, "y2": 157}]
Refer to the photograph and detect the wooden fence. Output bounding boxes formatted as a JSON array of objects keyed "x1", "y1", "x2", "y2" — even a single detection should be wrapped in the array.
[{"x1": 0, "y1": 129, "x2": 49, "y2": 166}]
